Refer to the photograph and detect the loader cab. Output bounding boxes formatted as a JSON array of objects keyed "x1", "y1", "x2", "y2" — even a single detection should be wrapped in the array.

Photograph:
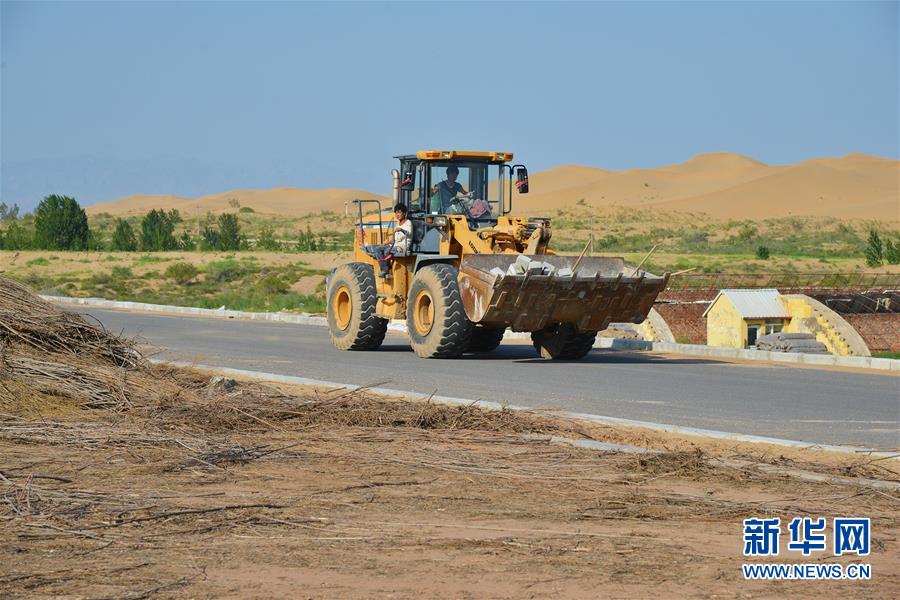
[{"x1": 395, "y1": 150, "x2": 528, "y2": 252}]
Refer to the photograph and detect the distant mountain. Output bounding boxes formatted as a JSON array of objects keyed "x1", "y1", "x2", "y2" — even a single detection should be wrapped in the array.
[
  {"x1": 0, "y1": 154, "x2": 379, "y2": 212},
  {"x1": 514, "y1": 152, "x2": 898, "y2": 220},
  {"x1": 86, "y1": 187, "x2": 388, "y2": 217}
]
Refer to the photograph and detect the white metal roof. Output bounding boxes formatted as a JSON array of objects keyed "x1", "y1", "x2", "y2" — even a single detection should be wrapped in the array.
[{"x1": 702, "y1": 288, "x2": 790, "y2": 319}]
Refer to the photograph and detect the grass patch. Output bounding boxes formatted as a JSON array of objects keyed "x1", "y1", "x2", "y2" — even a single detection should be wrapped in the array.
[
  {"x1": 873, "y1": 351, "x2": 900, "y2": 360},
  {"x1": 25, "y1": 257, "x2": 49, "y2": 267}
]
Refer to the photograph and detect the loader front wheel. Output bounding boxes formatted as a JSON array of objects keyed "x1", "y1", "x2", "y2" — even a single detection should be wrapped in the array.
[
  {"x1": 407, "y1": 264, "x2": 472, "y2": 358},
  {"x1": 531, "y1": 324, "x2": 597, "y2": 360},
  {"x1": 326, "y1": 263, "x2": 388, "y2": 351},
  {"x1": 467, "y1": 325, "x2": 505, "y2": 353}
]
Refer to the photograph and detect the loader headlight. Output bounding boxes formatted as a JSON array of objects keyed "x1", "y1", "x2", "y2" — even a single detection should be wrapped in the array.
[{"x1": 426, "y1": 215, "x2": 448, "y2": 227}]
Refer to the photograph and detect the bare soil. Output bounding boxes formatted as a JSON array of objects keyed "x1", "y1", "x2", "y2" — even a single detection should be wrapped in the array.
[
  {"x1": 2, "y1": 376, "x2": 898, "y2": 599},
  {"x1": 1, "y1": 276, "x2": 897, "y2": 599}
]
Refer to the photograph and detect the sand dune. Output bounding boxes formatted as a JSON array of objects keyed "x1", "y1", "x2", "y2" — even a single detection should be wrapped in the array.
[
  {"x1": 516, "y1": 152, "x2": 898, "y2": 220},
  {"x1": 86, "y1": 187, "x2": 388, "y2": 217},
  {"x1": 87, "y1": 152, "x2": 898, "y2": 221}
]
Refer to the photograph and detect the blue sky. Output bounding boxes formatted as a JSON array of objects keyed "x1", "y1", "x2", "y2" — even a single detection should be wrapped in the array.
[{"x1": 1, "y1": 1, "x2": 897, "y2": 211}]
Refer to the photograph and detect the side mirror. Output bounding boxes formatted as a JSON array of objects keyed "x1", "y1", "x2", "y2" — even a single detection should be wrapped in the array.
[
  {"x1": 400, "y1": 171, "x2": 415, "y2": 191},
  {"x1": 515, "y1": 166, "x2": 529, "y2": 194}
]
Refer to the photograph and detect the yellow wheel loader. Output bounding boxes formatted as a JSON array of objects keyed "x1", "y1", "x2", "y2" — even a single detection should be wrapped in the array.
[{"x1": 326, "y1": 150, "x2": 668, "y2": 359}]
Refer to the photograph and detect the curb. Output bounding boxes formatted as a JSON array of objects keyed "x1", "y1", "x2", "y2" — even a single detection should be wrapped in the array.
[
  {"x1": 49, "y1": 295, "x2": 899, "y2": 373},
  {"x1": 154, "y1": 359, "x2": 900, "y2": 491}
]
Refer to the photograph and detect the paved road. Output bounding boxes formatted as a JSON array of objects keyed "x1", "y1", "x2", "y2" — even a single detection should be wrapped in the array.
[{"x1": 82, "y1": 308, "x2": 900, "y2": 449}]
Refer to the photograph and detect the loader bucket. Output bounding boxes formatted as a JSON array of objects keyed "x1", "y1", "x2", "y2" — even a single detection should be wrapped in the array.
[{"x1": 458, "y1": 255, "x2": 669, "y2": 333}]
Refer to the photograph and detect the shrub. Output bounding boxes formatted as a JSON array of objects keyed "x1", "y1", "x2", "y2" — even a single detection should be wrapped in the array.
[
  {"x1": 26, "y1": 257, "x2": 49, "y2": 266},
  {"x1": 297, "y1": 225, "x2": 319, "y2": 251},
  {"x1": 165, "y1": 262, "x2": 199, "y2": 284},
  {"x1": 179, "y1": 232, "x2": 196, "y2": 251},
  {"x1": 755, "y1": 245, "x2": 770, "y2": 260},
  {"x1": 864, "y1": 230, "x2": 883, "y2": 267},
  {"x1": 256, "y1": 273, "x2": 289, "y2": 295},
  {"x1": 239, "y1": 206, "x2": 255, "y2": 213},
  {"x1": 34, "y1": 194, "x2": 89, "y2": 250},
  {"x1": 140, "y1": 209, "x2": 181, "y2": 251},
  {"x1": 111, "y1": 266, "x2": 134, "y2": 279},
  {"x1": 111, "y1": 218, "x2": 138, "y2": 251},
  {"x1": 256, "y1": 224, "x2": 280, "y2": 250},
  {"x1": 206, "y1": 259, "x2": 249, "y2": 282},
  {"x1": 736, "y1": 223, "x2": 757, "y2": 242}
]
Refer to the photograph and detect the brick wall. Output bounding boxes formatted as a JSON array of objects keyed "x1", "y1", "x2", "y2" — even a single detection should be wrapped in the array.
[
  {"x1": 842, "y1": 314, "x2": 900, "y2": 353},
  {"x1": 655, "y1": 303, "x2": 708, "y2": 344}
]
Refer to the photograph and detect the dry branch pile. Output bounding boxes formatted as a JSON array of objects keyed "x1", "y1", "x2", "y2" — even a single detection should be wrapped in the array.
[
  {"x1": 0, "y1": 276, "x2": 583, "y2": 437},
  {"x1": 0, "y1": 278, "x2": 140, "y2": 368},
  {"x1": 0, "y1": 277, "x2": 156, "y2": 411}
]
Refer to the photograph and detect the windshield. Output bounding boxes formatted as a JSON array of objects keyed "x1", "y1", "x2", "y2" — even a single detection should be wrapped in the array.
[{"x1": 426, "y1": 162, "x2": 498, "y2": 221}]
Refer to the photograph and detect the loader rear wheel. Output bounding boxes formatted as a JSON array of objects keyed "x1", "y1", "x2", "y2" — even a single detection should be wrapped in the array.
[
  {"x1": 326, "y1": 263, "x2": 388, "y2": 351},
  {"x1": 531, "y1": 324, "x2": 597, "y2": 360},
  {"x1": 407, "y1": 264, "x2": 472, "y2": 358},
  {"x1": 467, "y1": 325, "x2": 505, "y2": 353}
]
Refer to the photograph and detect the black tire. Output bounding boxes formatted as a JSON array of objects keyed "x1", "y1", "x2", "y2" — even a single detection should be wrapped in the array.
[
  {"x1": 467, "y1": 325, "x2": 505, "y2": 353},
  {"x1": 326, "y1": 262, "x2": 388, "y2": 351},
  {"x1": 531, "y1": 324, "x2": 597, "y2": 360},
  {"x1": 406, "y1": 264, "x2": 473, "y2": 358}
]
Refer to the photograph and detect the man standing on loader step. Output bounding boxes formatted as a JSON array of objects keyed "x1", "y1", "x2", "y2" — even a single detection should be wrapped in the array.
[{"x1": 431, "y1": 165, "x2": 468, "y2": 213}]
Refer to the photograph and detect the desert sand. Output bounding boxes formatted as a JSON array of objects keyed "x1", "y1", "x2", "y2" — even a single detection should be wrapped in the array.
[{"x1": 86, "y1": 153, "x2": 899, "y2": 221}]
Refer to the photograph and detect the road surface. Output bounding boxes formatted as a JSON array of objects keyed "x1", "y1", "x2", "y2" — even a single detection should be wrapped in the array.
[{"x1": 82, "y1": 308, "x2": 899, "y2": 449}]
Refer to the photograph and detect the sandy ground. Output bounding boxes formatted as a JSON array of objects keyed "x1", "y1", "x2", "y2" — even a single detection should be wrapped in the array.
[
  {"x1": 2, "y1": 251, "x2": 894, "y2": 300},
  {"x1": 2, "y1": 375, "x2": 898, "y2": 599},
  {"x1": 83, "y1": 153, "x2": 899, "y2": 221}
]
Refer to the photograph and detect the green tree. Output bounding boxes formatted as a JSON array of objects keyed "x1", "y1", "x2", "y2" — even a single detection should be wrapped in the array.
[
  {"x1": 864, "y1": 229, "x2": 883, "y2": 267},
  {"x1": 200, "y1": 224, "x2": 220, "y2": 250},
  {"x1": 111, "y1": 218, "x2": 138, "y2": 251},
  {"x1": 217, "y1": 213, "x2": 241, "y2": 251},
  {"x1": 0, "y1": 202, "x2": 20, "y2": 223},
  {"x1": 1, "y1": 221, "x2": 33, "y2": 250},
  {"x1": 140, "y1": 209, "x2": 181, "y2": 251},
  {"x1": 33, "y1": 194, "x2": 89, "y2": 250},
  {"x1": 755, "y1": 245, "x2": 770, "y2": 260},
  {"x1": 885, "y1": 239, "x2": 900, "y2": 265}
]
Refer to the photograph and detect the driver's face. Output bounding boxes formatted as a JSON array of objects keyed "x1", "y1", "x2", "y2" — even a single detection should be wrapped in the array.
[
  {"x1": 394, "y1": 210, "x2": 405, "y2": 221},
  {"x1": 447, "y1": 171, "x2": 457, "y2": 181}
]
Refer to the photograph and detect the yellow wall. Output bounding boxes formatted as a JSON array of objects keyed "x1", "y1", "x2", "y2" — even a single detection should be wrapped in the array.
[
  {"x1": 706, "y1": 296, "x2": 744, "y2": 348},
  {"x1": 705, "y1": 297, "x2": 789, "y2": 349},
  {"x1": 783, "y1": 295, "x2": 870, "y2": 357}
]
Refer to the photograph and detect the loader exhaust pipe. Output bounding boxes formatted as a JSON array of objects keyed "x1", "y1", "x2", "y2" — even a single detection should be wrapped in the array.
[{"x1": 391, "y1": 169, "x2": 400, "y2": 205}]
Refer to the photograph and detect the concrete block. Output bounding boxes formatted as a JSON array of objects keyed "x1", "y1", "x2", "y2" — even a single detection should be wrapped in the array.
[
  {"x1": 507, "y1": 263, "x2": 525, "y2": 276},
  {"x1": 527, "y1": 261, "x2": 544, "y2": 275},
  {"x1": 556, "y1": 267, "x2": 574, "y2": 277},
  {"x1": 541, "y1": 263, "x2": 556, "y2": 275},
  {"x1": 489, "y1": 267, "x2": 506, "y2": 278},
  {"x1": 515, "y1": 255, "x2": 532, "y2": 269}
]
